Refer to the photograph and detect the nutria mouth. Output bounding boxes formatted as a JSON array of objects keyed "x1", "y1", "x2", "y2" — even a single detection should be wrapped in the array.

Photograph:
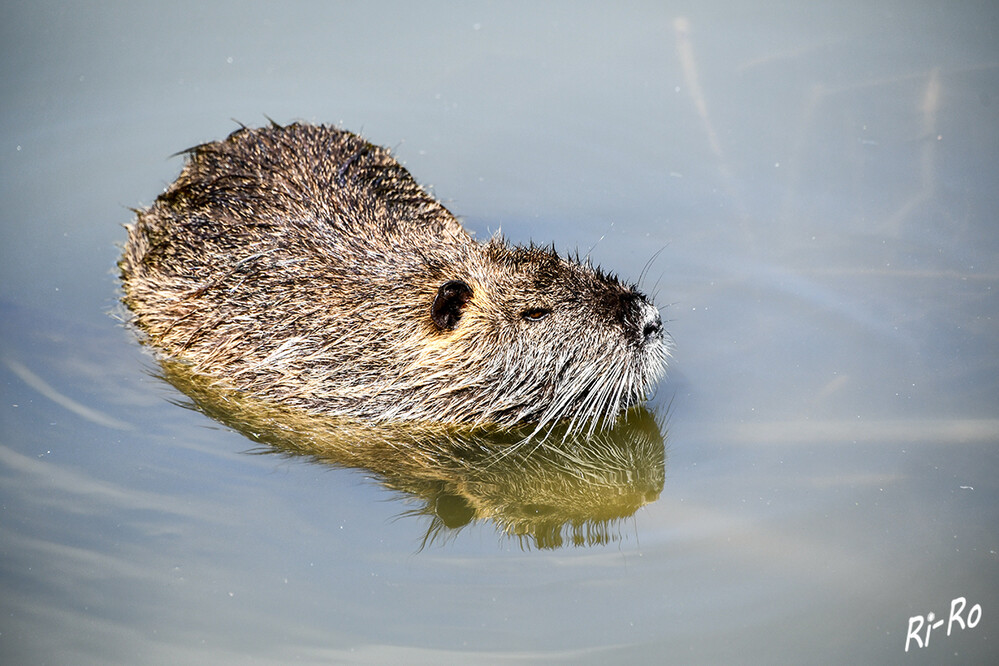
[{"x1": 119, "y1": 121, "x2": 670, "y2": 436}]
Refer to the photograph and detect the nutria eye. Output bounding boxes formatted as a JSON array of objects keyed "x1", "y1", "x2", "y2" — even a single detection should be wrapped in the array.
[{"x1": 521, "y1": 308, "x2": 551, "y2": 322}]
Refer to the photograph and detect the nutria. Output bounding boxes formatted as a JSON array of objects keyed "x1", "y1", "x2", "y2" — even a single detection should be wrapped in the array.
[{"x1": 119, "y1": 122, "x2": 668, "y2": 436}]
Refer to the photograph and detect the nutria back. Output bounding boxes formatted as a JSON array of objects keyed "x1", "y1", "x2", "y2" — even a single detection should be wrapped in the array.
[{"x1": 120, "y1": 122, "x2": 668, "y2": 436}]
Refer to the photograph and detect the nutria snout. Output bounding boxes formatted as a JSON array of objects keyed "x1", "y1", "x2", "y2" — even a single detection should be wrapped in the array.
[{"x1": 119, "y1": 122, "x2": 669, "y2": 436}]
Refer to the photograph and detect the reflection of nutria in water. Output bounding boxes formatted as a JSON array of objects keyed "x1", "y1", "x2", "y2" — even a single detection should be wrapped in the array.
[
  {"x1": 120, "y1": 122, "x2": 669, "y2": 435},
  {"x1": 158, "y1": 359, "x2": 668, "y2": 550}
]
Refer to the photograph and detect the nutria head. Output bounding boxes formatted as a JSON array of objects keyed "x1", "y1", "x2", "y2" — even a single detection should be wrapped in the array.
[
  {"x1": 119, "y1": 122, "x2": 669, "y2": 437},
  {"x1": 420, "y1": 240, "x2": 667, "y2": 435}
]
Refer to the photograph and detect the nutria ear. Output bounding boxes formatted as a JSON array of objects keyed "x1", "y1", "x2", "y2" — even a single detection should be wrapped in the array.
[{"x1": 431, "y1": 280, "x2": 473, "y2": 331}]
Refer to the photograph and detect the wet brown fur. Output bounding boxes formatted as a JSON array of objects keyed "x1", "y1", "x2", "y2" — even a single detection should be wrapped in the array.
[{"x1": 119, "y1": 122, "x2": 668, "y2": 436}]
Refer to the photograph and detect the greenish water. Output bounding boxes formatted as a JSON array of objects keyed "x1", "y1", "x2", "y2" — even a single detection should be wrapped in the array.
[{"x1": 2, "y1": 2, "x2": 997, "y2": 663}]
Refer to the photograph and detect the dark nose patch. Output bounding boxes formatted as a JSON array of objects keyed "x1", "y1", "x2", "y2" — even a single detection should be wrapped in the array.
[
  {"x1": 619, "y1": 291, "x2": 662, "y2": 344},
  {"x1": 643, "y1": 314, "x2": 663, "y2": 341}
]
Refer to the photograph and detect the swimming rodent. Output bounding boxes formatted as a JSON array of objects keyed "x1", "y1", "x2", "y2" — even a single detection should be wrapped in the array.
[{"x1": 119, "y1": 122, "x2": 669, "y2": 436}]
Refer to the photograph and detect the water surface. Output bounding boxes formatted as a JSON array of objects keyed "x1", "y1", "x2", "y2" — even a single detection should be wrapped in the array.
[{"x1": 1, "y1": 2, "x2": 997, "y2": 663}]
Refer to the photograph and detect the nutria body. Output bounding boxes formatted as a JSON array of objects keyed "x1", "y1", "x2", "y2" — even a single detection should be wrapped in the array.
[{"x1": 120, "y1": 122, "x2": 668, "y2": 435}]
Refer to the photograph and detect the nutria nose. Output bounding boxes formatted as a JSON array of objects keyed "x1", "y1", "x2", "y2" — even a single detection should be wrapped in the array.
[
  {"x1": 643, "y1": 314, "x2": 662, "y2": 340},
  {"x1": 621, "y1": 292, "x2": 663, "y2": 343},
  {"x1": 641, "y1": 305, "x2": 663, "y2": 342}
]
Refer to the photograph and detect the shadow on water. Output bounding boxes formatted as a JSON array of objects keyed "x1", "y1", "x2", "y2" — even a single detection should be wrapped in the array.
[{"x1": 158, "y1": 360, "x2": 668, "y2": 551}]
